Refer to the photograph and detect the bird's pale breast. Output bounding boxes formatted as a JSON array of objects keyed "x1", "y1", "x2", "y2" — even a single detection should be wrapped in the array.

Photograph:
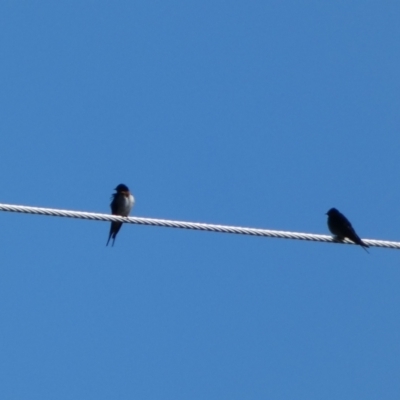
[{"x1": 113, "y1": 193, "x2": 134, "y2": 216}]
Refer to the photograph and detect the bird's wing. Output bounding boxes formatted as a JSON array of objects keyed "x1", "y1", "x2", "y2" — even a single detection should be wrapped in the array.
[{"x1": 110, "y1": 193, "x2": 119, "y2": 214}]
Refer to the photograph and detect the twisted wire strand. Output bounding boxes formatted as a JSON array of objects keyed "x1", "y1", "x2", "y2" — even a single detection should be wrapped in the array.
[{"x1": 0, "y1": 203, "x2": 398, "y2": 250}]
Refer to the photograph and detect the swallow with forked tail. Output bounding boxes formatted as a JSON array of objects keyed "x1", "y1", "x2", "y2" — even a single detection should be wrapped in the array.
[
  {"x1": 106, "y1": 184, "x2": 134, "y2": 247},
  {"x1": 326, "y1": 207, "x2": 369, "y2": 253}
]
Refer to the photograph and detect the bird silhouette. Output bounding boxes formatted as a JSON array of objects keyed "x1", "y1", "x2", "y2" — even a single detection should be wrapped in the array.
[
  {"x1": 326, "y1": 208, "x2": 369, "y2": 253},
  {"x1": 106, "y1": 184, "x2": 134, "y2": 246}
]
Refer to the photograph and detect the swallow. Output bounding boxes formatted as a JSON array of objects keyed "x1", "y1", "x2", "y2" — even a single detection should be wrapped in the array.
[
  {"x1": 106, "y1": 184, "x2": 135, "y2": 246},
  {"x1": 326, "y1": 207, "x2": 369, "y2": 253}
]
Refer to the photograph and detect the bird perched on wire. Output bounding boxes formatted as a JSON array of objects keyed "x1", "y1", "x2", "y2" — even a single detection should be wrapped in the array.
[
  {"x1": 106, "y1": 184, "x2": 134, "y2": 247},
  {"x1": 326, "y1": 207, "x2": 369, "y2": 253}
]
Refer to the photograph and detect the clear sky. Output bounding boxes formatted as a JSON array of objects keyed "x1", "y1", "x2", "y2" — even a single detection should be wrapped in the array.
[{"x1": 0, "y1": 1, "x2": 399, "y2": 399}]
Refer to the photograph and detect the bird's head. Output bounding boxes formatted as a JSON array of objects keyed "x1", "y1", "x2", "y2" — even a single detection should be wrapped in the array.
[
  {"x1": 326, "y1": 207, "x2": 339, "y2": 216},
  {"x1": 115, "y1": 184, "x2": 130, "y2": 192}
]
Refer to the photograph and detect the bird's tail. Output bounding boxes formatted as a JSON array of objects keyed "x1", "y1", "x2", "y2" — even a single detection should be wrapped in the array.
[
  {"x1": 106, "y1": 232, "x2": 117, "y2": 247},
  {"x1": 106, "y1": 222, "x2": 122, "y2": 247},
  {"x1": 355, "y1": 235, "x2": 370, "y2": 253},
  {"x1": 360, "y1": 244, "x2": 370, "y2": 254}
]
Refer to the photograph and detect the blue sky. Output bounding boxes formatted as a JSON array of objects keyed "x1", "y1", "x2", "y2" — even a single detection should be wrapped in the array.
[{"x1": 0, "y1": 1, "x2": 399, "y2": 399}]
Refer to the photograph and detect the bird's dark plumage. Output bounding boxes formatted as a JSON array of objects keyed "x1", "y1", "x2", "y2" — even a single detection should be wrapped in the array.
[
  {"x1": 114, "y1": 183, "x2": 129, "y2": 193},
  {"x1": 326, "y1": 207, "x2": 369, "y2": 252},
  {"x1": 106, "y1": 184, "x2": 134, "y2": 247}
]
